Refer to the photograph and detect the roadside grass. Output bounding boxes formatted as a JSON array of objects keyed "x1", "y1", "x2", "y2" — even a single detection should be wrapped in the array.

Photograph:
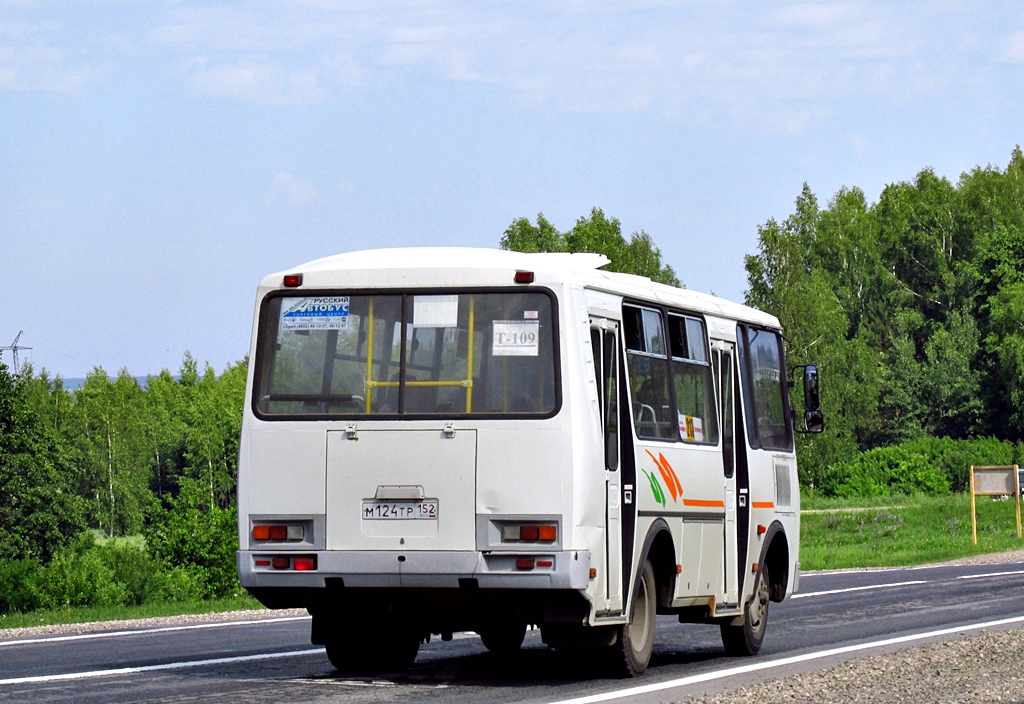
[
  {"x1": 801, "y1": 493, "x2": 1024, "y2": 571},
  {"x1": 0, "y1": 593, "x2": 264, "y2": 632}
]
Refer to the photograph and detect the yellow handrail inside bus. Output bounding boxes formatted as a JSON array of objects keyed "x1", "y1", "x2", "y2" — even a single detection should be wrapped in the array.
[
  {"x1": 364, "y1": 298, "x2": 375, "y2": 413},
  {"x1": 361, "y1": 294, "x2": 476, "y2": 412},
  {"x1": 370, "y1": 380, "x2": 472, "y2": 388},
  {"x1": 465, "y1": 296, "x2": 474, "y2": 413}
]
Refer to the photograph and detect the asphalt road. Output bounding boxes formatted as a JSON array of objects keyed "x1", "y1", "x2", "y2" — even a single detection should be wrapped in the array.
[{"x1": 2, "y1": 561, "x2": 1023, "y2": 704}]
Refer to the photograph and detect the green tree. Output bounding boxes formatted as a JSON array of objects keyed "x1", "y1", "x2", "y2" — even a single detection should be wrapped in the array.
[
  {"x1": 178, "y1": 357, "x2": 245, "y2": 511},
  {"x1": 143, "y1": 369, "x2": 188, "y2": 499},
  {"x1": 919, "y1": 309, "x2": 983, "y2": 437},
  {"x1": 500, "y1": 213, "x2": 563, "y2": 253},
  {"x1": 0, "y1": 363, "x2": 86, "y2": 561},
  {"x1": 625, "y1": 231, "x2": 680, "y2": 286},
  {"x1": 745, "y1": 186, "x2": 881, "y2": 484},
  {"x1": 501, "y1": 208, "x2": 680, "y2": 285},
  {"x1": 984, "y1": 280, "x2": 1024, "y2": 435},
  {"x1": 75, "y1": 368, "x2": 152, "y2": 536},
  {"x1": 749, "y1": 147, "x2": 1024, "y2": 482}
]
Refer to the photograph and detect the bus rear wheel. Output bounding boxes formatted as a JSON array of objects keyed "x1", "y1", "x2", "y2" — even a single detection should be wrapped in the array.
[
  {"x1": 325, "y1": 632, "x2": 420, "y2": 674},
  {"x1": 721, "y1": 563, "x2": 770, "y2": 656},
  {"x1": 606, "y1": 559, "x2": 656, "y2": 677},
  {"x1": 480, "y1": 620, "x2": 527, "y2": 654}
]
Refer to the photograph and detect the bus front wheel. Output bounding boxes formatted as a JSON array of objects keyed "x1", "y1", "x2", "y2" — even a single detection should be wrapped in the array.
[{"x1": 721, "y1": 563, "x2": 770, "y2": 656}]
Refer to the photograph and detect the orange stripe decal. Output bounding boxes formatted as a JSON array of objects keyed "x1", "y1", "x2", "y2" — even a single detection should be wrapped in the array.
[
  {"x1": 752, "y1": 501, "x2": 775, "y2": 509},
  {"x1": 682, "y1": 499, "x2": 726, "y2": 508},
  {"x1": 659, "y1": 452, "x2": 684, "y2": 498},
  {"x1": 645, "y1": 450, "x2": 683, "y2": 503}
]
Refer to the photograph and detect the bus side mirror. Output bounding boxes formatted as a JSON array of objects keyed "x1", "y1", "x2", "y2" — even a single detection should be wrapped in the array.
[
  {"x1": 803, "y1": 364, "x2": 820, "y2": 412},
  {"x1": 804, "y1": 409, "x2": 824, "y2": 434},
  {"x1": 791, "y1": 364, "x2": 824, "y2": 434}
]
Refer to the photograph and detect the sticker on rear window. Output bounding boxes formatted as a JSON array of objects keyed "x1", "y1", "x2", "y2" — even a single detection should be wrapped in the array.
[
  {"x1": 282, "y1": 297, "x2": 350, "y2": 330},
  {"x1": 492, "y1": 320, "x2": 540, "y2": 356},
  {"x1": 413, "y1": 295, "x2": 459, "y2": 328}
]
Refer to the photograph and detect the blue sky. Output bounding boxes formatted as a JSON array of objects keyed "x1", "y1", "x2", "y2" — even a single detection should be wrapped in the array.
[{"x1": 2, "y1": 1, "x2": 1022, "y2": 379}]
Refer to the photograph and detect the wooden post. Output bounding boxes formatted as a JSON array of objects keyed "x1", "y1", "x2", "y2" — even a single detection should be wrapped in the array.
[
  {"x1": 1016, "y1": 464, "x2": 1022, "y2": 539},
  {"x1": 971, "y1": 465, "x2": 978, "y2": 545}
]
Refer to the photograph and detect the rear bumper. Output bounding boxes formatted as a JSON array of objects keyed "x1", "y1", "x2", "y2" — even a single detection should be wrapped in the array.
[{"x1": 237, "y1": 549, "x2": 592, "y2": 591}]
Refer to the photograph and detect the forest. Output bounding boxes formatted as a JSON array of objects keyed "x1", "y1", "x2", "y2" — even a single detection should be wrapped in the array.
[
  {"x1": 0, "y1": 356, "x2": 244, "y2": 613},
  {"x1": 2, "y1": 148, "x2": 1023, "y2": 614},
  {"x1": 745, "y1": 147, "x2": 1024, "y2": 495}
]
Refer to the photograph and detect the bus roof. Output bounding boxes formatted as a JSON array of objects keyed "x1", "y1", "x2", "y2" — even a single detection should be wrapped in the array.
[
  {"x1": 290, "y1": 247, "x2": 611, "y2": 274},
  {"x1": 266, "y1": 247, "x2": 780, "y2": 330}
]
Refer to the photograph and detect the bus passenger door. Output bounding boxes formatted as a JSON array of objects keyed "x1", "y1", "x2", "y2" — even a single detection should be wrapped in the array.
[
  {"x1": 591, "y1": 320, "x2": 623, "y2": 613},
  {"x1": 715, "y1": 341, "x2": 740, "y2": 606}
]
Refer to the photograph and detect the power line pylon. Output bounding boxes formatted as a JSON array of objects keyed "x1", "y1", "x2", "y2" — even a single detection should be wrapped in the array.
[{"x1": 1, "y1": 331, "x2": 32, "y2": 374}]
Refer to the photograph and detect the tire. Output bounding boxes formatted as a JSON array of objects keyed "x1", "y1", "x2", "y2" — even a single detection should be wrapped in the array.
[
  {"x1": 606, "y1": 559, "x2": 657, "y2": 677},
  {"x1": 326, "y1": 632, "x2": 420, "y2": 674},
  {"x1": 721, "y1": 563, "x2": 770, "y2": 656},
  {"x1": 480, "y1": 620, "x2": 527, "y2": 654}
]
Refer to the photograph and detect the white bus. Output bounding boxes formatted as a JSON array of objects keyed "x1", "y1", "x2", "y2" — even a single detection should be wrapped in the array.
[{"x1": 237, "y1": 247, "x2": 822, "y2": 676}]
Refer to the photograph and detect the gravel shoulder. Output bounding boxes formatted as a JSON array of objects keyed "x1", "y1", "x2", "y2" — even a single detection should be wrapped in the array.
[
  {"x1": 684, "y1": 548, "x2": 1024, "y2": 704},
  {"x1": 683, "y1": 627, "x2": 1024, "y2": 704},
  {"x1": 0, "y1": 608, "x2": 309, "y2": 642}
]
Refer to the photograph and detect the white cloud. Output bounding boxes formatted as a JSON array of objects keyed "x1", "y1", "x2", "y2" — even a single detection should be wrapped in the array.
[
  {"x1": 5, "y1": 1, "x2": 1022, "y2": 132},
  {"x1": 0, "y1": 44, "x2": 92, "y2": 92},
  {"x1": 268, "y1": 172, "x2": 318, "y2": 205},
  {"x1": 1000, "y1": 31, "x2": 1024, "y2": 63},
  {"x1": 0, "y1": 17, "x2": 97, "y2": 93},
  {"x1": 186, "y1": 55, "x2": 325, "y2": 104}
]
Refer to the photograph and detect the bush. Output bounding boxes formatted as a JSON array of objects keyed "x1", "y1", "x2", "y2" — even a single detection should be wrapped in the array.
[
  {"x1": 144, "y1": 482, "x2": 239, "y2": 598},
  {"x1": 818, "y1": 436, "x2": 1024, "y2": 498},
  {"x1": 95, "y1": 542, "x2": 166, "y2": 607},
  {"x1": 158, "y1": 565, "x2": 211, "y2": 602},
  {"x1": 0, "y1": 559, "x2": 40, "y2": 614},
  {"x1": 822, "y1": 443, "x2": 951, "y2": 497},
  {"x1": 28, "y1": 546, "x2": 129, "y2": 609}
]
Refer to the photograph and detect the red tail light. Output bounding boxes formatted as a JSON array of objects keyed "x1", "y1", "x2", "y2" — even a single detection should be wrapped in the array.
[{"x1": 293, "y1": 556, "x2": 317, "y2": 571}]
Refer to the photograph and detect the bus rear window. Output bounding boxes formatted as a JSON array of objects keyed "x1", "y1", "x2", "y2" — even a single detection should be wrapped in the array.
[{"x1": 253, "y1": 291, "x2": 558, "y2": 418}]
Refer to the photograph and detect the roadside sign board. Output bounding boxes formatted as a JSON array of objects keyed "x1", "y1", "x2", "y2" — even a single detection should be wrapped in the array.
[{"x1": 970, "y1": 465, "x2": 1022, "y2": 544}]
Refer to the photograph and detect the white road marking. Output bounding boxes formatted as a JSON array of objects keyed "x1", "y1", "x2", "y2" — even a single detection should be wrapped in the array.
[
  {"x1": 0, "y1": 647, "x2": 325, "y2": 686},
  {"x1": 957, "y1": 569, "x2": 1024, "y2": 580},
  {"x1": 548, "y1": 615, "x2": 1024, "y2": 704},
  {"x1": 0, "y1": 621, "x2": 488, "y2": 686},
  {"x1": 0, "y1": 615, "x2": 310, "y2": 648},
  {"x1": 802, "y1": 559, "x2": 1024, "y2": 576},
  {"x1": 792, "y1": 580, "x2": 927, "y2": 599}
]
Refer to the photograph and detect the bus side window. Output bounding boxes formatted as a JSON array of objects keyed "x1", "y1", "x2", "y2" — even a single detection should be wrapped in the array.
[
  {"x1": 737, "y1": 325, "x2": 793, "y2": 451},
  {"x1": 589, "y1": 324, "x2": 620, "y2": 471},
  {"x1": 603, "y1": 328, "x2": 619, "y2": 471},
  {"x1": 668, "y1": 314, "x2": 718, "y2": 444},
  {"x1": 623, "y1": 305, "x2": 674, "y2": 440}
]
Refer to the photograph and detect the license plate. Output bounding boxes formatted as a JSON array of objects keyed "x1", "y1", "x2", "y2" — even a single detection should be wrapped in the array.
[{"x1": 362, "y1": 500, "x2": 438, "y2": 520}]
